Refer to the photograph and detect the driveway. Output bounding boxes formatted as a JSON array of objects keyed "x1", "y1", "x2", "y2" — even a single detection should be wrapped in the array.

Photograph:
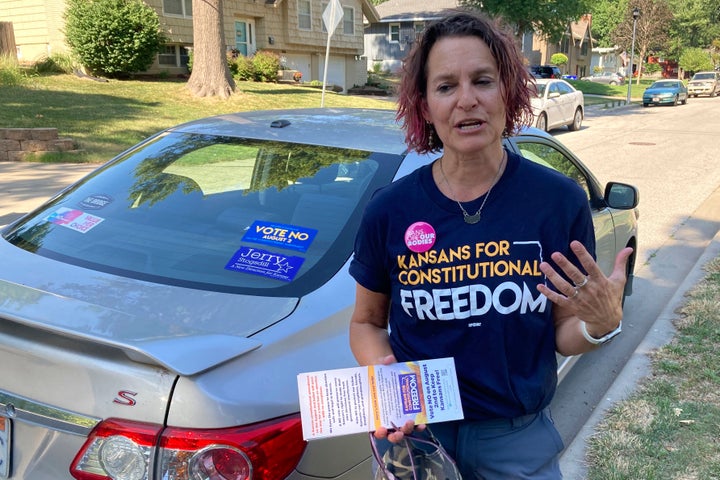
[{"x1": 0, "y1": 162, "x2": 97, "y2": 225}]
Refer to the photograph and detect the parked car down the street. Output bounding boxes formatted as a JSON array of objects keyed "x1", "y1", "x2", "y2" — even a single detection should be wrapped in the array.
[
  {"x1": 642, "y1": 80, "x2": 689, "y2": 107},
  {"x1": 0, "y1": 108, "x2": 639, "y2": 480},
  {"x1": 529, "y1": 64, "x2": 563, "y2": 79},
  {"x1": 530, "y1": 78, "x2": 585, "y2": 132},
  {"x1": 580, "y1": 71, "x2": 625, "y2": 86},
  {"x1": 687, "y1": 71, "x2": 719, "y2": 97}
]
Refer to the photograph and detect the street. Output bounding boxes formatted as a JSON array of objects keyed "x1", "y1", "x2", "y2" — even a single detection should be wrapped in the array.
[
  {"x1": 551, "y1": 96, "x2": 720, "y2": 476},
  {"x1": 1, "y1": 97, "x2": 720, "y2": 478}
]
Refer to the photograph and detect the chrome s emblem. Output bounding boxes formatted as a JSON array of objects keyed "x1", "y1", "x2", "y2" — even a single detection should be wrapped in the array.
[{"x1": 113, "y1": 391, "x2": 138, "y2": 406}]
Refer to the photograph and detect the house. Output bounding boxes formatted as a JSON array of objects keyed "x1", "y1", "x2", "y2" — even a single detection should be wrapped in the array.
[
  {"x1": 363, "y1": 0, "x2": 457, "y2": 73},
  {"x1": 523, "y1": 15, "x2": 593, "y2": 79},
  {"x1": 0, "y1": 0, "x2": 380, "y2": 92},
  {"x1": 589, "y1": 46, "x2": 624, "y2": 75},
  {"x1": 364, "y1": 1, "x2": 593, "y2": 80}
]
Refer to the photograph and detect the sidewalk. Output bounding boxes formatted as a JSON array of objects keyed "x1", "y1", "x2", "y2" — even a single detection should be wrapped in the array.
[{"x1": 559, "y1": 183, "x2": 720, "y2": 478}]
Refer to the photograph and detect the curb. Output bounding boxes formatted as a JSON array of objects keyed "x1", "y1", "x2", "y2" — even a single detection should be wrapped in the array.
[{"x1": 559, "y1": 230, "x2": 720, "y2": 478}]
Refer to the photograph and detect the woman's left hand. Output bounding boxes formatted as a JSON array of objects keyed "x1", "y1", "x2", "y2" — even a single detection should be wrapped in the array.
[{"x1": 537, "y1": 240, "x2": 633, "y2": 339}]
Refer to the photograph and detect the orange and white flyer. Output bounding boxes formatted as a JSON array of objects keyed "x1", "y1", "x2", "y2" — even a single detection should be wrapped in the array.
[{"x1": 297, "y1": 357, "x2": 463, "y2": 440}]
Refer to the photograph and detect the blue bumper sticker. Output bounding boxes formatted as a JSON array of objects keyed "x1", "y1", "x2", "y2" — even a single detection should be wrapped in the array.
[
  {"x1": 225, "y1": 246, "x2": 305, "y2": 282},
  {"x1": 243, "y1": 221, "x2": 317, "y2": 252}
]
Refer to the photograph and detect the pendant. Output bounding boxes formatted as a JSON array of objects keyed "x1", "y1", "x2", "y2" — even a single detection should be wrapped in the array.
[{"x1": 463, "y1": 212, "x2": 481, "y2": 224}]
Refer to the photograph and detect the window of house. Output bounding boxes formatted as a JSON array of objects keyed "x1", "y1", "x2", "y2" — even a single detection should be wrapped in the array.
[
  {"x1": 389, "y1": 23, "x2": 400, "y2": 43},
  {"x1": 298, "y1": 0, "x2": 312, "y2": 30},
  {"x1": 158, "y1": 45, "x2": 177, "y2": 65},
  {"x1": 580, "y1": 39, "x2": 588, "y2": 56},
  {"x1": 163, "y1": 0, "x2": 192, "y2": 17},
  {"x1": 320, "y1": 4, "x2": 354, "y2": 35},
  {"x1": 158, "y1": 45, "x2": 190, "y2": 67},
  {"x1": 343, "y1": 7, "x2": 354, "y2": 35},
  {"x1": 414, "y1": 22, "x2": 424, "y2": 41},
  {"x1": 560, "y1": 37, "x2": 570, "y2": 54}
]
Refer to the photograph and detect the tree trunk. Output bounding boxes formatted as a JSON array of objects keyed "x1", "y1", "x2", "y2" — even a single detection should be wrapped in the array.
[
  {"x1": 0, "y1": 22, "x2": 18, "y2": 61},
  {"x1": 186, "y1": 0, "x2": 236, "y2": 99}
]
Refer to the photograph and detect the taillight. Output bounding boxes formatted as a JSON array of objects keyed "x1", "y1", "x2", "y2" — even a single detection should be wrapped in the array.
[{"x1": 70, "y1": 415, "x2": 306, "y2": 480}]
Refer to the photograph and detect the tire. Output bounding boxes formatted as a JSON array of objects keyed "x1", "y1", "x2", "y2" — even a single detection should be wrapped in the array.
[
  {"x1": 682, "y1": 96, "x2": 687, "y2": 105},
  {"x1": 673, "y1": 95, "x2": 679, "y2": 106},
  {"x1": 568, "y1": 107, "x2": 582, "y2": 131},
  {"x1": 609, "y1": 81, "x2": 617, "y2": 86},
  {"x1": 536, "y1": 113, "x2": 547, "y2": 132},
  {"x1": 621, "y1": 249, "x2": 635, "y2": 307},
  {"x1": 643, "y1": 103, "x2": 649, "y2": 107}
]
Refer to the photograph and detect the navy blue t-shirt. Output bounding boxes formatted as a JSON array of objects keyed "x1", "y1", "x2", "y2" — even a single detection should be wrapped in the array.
[{"x1": 349, "y1": 150, "x2": 595, "y2": 421}]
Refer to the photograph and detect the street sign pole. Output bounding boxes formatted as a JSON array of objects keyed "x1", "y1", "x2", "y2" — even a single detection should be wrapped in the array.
[{"x1": 321, "y1": 0, "x2": 343, "y2": 107}]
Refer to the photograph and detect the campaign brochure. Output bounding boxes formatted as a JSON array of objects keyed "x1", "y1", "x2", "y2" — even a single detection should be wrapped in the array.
[{"x1": 297, "y1": 357, "x2": 463, "y2": 440}]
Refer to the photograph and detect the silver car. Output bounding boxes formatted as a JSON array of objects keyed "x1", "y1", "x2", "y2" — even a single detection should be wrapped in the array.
[
  {"x1": 580, "y1": 72, "x2": 625, "y2": 86},
  {"x1": 530, "y1": 79, "x2": 585, "y2": 132},
  {"x1": 0, "y1": 108, "x2": 638, "y2": 480}
]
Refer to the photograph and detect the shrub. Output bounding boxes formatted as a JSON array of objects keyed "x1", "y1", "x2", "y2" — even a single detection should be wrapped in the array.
[
  {"x1": 33, "y1": 52, "x2": 76, "y2": 74},
  {"x1": 644, "y1": 62, "x2": 662, "y2": 76},
  {"x1": 226, "y1": 54, "x2": 253, "y2": 81},
  {"x1": 64, "y1": 0, "x2": 166, "y2": 77},
  {"x1": 550, "y1": 53, "x2": 568, "y2": 68},
  {"x1": 0, "y1": 54, "x2": 26, "y2": 86},
  {"x1": 251, "y1": 50, "x2": 280, "y2": 82}
]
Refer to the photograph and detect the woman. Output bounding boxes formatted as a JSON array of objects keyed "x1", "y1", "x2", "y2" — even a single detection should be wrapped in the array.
[{"x1": 348, "y1": 10, "x2": 631, "y2": 479}]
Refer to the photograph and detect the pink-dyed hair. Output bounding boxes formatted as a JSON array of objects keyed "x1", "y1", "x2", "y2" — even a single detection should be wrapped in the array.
[{"x1": 396, "y1": 10, "x2": 535, "y2": 154}]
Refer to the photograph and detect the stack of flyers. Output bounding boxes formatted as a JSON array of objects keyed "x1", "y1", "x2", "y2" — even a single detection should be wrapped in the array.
[{"x1": 297, "y1": 357, "x2": 463, "y2": 440}]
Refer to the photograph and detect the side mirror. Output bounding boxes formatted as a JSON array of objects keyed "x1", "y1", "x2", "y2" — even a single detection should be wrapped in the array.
[
  {"x1": 548, "y1": 92, "x2": 561, "y2": 99},
  {"x1": 604, "y1": 182, "x2": 639, "y2": 209}
]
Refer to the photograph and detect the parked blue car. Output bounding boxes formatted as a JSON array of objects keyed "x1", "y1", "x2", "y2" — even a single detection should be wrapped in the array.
[{"x1": 642, "y1": 80, "x2": 688, "y2": 107}]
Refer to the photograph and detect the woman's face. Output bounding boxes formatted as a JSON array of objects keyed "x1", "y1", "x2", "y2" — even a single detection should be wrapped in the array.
[{"x1": 421, "y1": 35, "x2": 506, "y2": 158}]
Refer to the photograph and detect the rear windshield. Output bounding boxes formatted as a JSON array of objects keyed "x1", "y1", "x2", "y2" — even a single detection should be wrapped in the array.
[{"x1": 4, "y1": 132, "x2": 403, "y2": 295}]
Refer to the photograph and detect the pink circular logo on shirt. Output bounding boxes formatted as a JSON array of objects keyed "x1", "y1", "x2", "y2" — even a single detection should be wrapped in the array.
[{"x1": 405, "y1": 222, "x2": 437, "y2": 253}]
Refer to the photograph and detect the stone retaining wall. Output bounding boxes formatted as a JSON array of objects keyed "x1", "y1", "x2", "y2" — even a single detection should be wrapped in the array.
[{"x1": 0, "y1": 128, "x2": 78, "y2": 161}]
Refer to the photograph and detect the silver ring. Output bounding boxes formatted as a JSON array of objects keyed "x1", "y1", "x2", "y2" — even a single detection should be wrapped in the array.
[
  {"x1": 574, "y1": 276, "x2": 589, "y2": 288},
  {"x1": 571, "y1": 287, "x2": 579, "y2": 298}
]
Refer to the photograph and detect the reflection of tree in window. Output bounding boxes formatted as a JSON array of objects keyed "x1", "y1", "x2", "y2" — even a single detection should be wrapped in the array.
[
  {"x1": 518, "y1": 142, "x2": 590, "y2": 200},
  {"x1": 126, "y1": 134, "x2": 373, "y2": 206}
]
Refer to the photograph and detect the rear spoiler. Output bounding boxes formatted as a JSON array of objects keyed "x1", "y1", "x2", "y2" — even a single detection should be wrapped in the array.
[{"x1": 0, "y1": 279, "x2": 262, "y2": 376}]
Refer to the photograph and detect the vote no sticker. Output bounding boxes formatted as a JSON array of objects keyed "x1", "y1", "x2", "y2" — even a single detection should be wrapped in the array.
[{"x1": 404, "y1": 221, "x2": 436, "y2": 253}]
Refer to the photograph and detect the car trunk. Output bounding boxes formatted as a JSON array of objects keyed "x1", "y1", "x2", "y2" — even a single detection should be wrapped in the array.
[
  {"x1": 0, "y1": 239, "x2": 299, "y2": 479},
  {"x1": 0, "y1": 316, "x2": 175, "y2": 478}
]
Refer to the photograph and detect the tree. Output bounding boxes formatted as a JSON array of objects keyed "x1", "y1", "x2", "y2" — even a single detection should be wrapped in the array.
[
  {"x1": 666, "y1": 0, "x2": 720, "y2": 59},
  {"x1": 64, "y1": 0, "x2": 165, "y2": 77},
  {"x1": 612, "y1": 0, "x2": 673, "y2": 83},
  {"x1": 461, "y1": 0, "x2": 593, "y2": 41},
  {"x1": 186, "y1": 0, "x2": 235, "y2": 98},
  {"x1": 589, "y1": 0, "x2": 629, "y2": 47},
  {"x1": 679, "y1": 47, "x2": 715, "y2": 74}
]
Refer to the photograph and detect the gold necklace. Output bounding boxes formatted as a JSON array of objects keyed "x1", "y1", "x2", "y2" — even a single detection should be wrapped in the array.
[{"x1": 438, "y1": 151, "x2": 506, "y2": 225}]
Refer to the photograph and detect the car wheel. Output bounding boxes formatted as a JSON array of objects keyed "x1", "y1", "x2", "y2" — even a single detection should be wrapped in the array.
[
  {"x1": 622, "y1": 249, "x2": 636, "y2": 307},
  {"x1": 568, "y1": 108, "x2": 582, "y2": 131},
  {"x1": 609, "y1": 81, "x2": 617, "y2": 86},
  {"x1": 536, "y1": 113, "x2": 547, "y2": 132},
  {"x1": 673, "y1": 95, "x2": 679, "y2": 106},
  {"x1": 643, "y1": 103, "x2": 649, "y2": 107},
  {"x1": 682, "y1": 96, "x2": 688, "y2": 105}
]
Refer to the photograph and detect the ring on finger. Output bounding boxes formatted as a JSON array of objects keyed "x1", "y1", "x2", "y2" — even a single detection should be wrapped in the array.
[
  {"x1": 574, "y1": 276, "x2": 589, "y2": 288},
  {"x1": 571, "y1": 287, "x2": 580, "y2": 299}
]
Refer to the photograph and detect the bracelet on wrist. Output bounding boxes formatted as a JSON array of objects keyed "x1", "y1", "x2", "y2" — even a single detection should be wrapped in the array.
[{"x1": 581, "y1": 321, "x2": 622, "y2": 345}]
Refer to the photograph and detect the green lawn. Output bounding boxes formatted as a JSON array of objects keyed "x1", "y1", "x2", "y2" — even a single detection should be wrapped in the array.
[
  {"x1": 0, "y1": 73, "x2": 659, "y2": 164},
  {"x1": 0, "y1": 74, "x2": 395, "y2": 163}
]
